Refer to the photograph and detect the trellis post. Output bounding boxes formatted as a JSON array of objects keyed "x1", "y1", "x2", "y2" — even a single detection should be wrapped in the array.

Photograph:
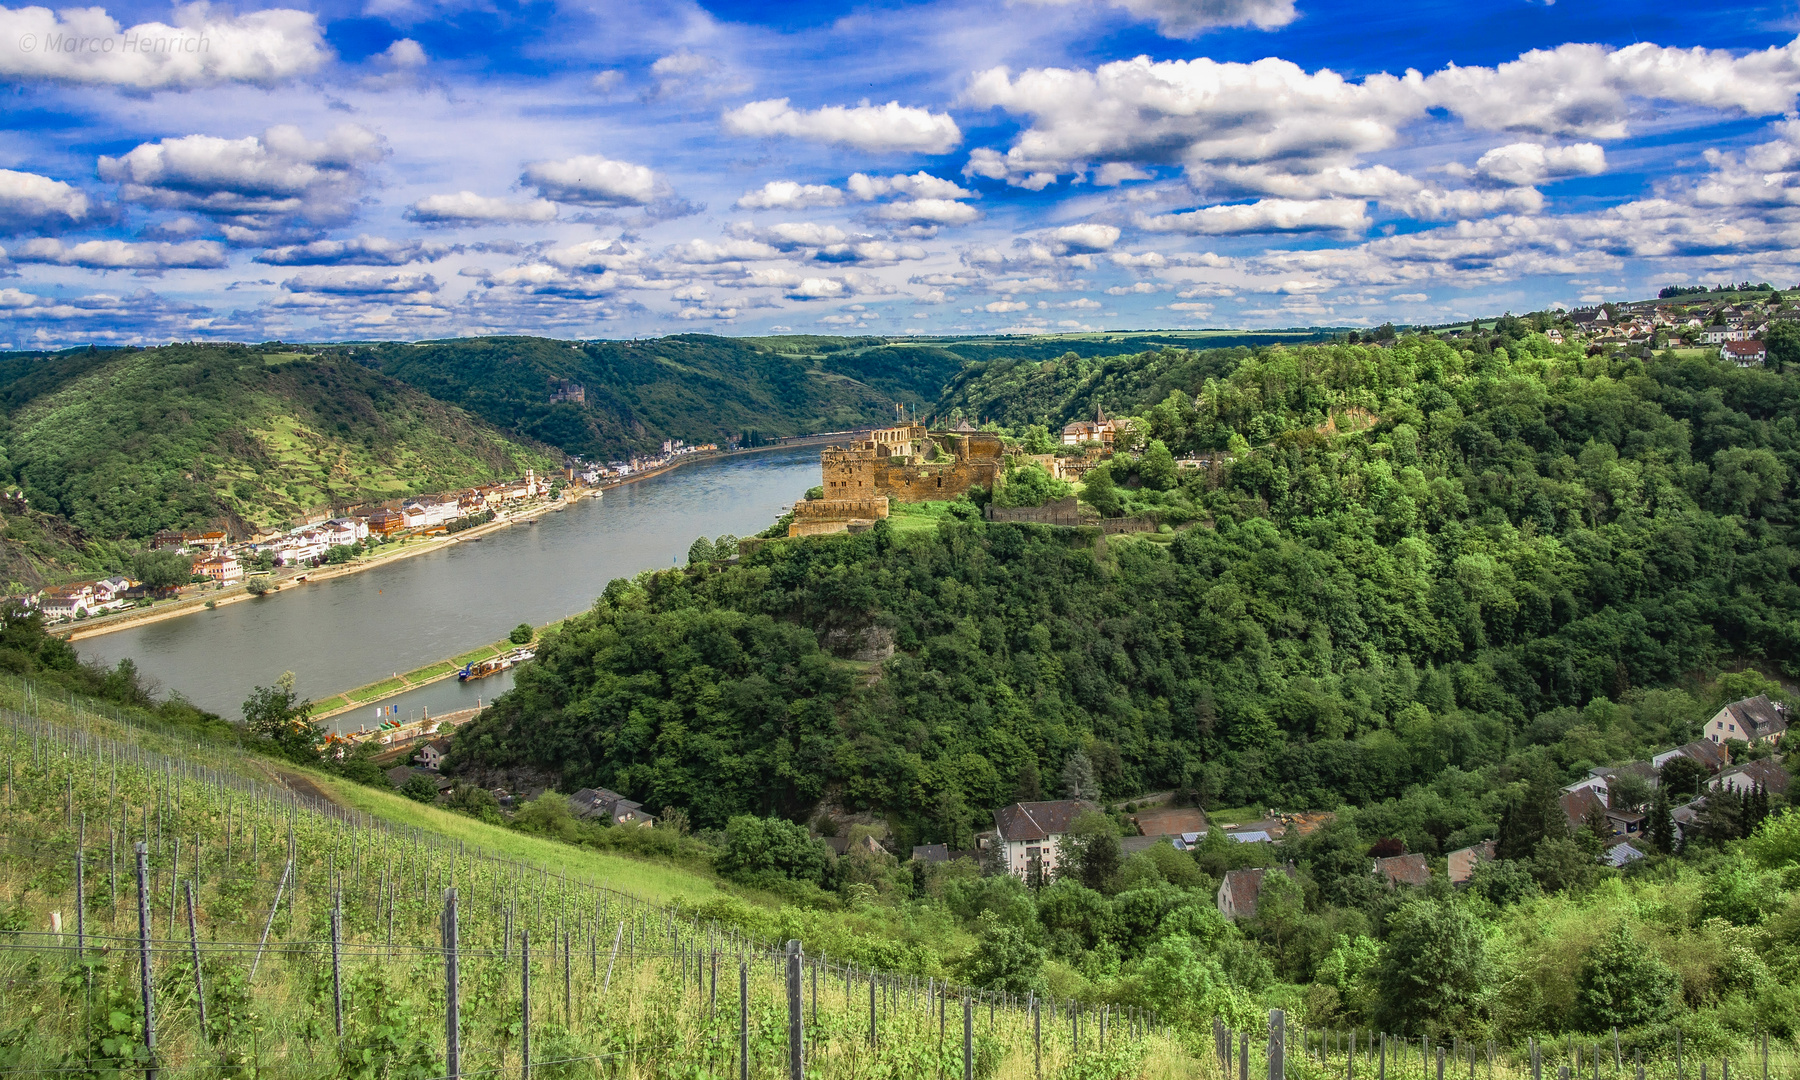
[{"x1": 134, "y1": 843, "x2": 156, "y2": 1080}]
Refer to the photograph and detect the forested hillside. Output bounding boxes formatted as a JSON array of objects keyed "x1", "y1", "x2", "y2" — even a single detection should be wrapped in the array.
[
  {"x1": 451, "y1": 334, "x2": 1796, "y2": 839},
  {"x1": 0, "y1": 343, "x2": 556, "y2": 539},
  {"x1": 356, "y1": 335, "x2": 907, "y2": 459}
]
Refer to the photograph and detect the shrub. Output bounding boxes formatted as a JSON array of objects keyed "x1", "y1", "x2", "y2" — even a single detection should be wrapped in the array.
[
  {"x1": 716, "y1": 815, "x2": 832, "y2": 888},
  {"x1": 1574, "y1": 924, "x2": 1679, "y2": 1032}
]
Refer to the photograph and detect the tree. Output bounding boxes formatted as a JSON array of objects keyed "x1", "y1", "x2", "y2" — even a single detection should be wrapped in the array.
[
  {"x1": 1574, "y1": 924, "x2": 1680, "y2": 1031},
  {"x1": 324, "y1": 544, "x2": 354, "y2": 565},
  {"x1": 1658, "y1": 756, "x2": 1709, "y2": 803},
  {"x1": 1764, "y1": 318, "x2": 1800, "y2": 372},
  {"x1": 961, "y1": 911, "x2": 1046, "y2": 994},
  {"x1": 1648, "y1": 786, "x2": 1676, "y2": 854},
  {"x1": 1608, "y1": 773, "x2": 1651, "y2": 812},
  {"x1": 712, "y1": 534, "x2": 738, "y2": 560},
  {"x1": 1020, "y1": 424, "x2": 1058, "y2": 455},
  {"x1": 1056, "y1": 810, "x2": 1121, "y2": 893},
  {"x1": 1139, "y1": 439, "x2": 1177, "y2": 491},
  {"x1": 1469, "y1": 858, "x2": 1540, "y2": 907},
  {"x1": 1529, "y1": 835, "x2": 1597, "y2": 893},
  {"x1": 1496, "y1": 776, "x2": 1565, "y2": 861},
  {"x1": 445, "y1": 783, "x2": 502, "y2": 823},
  {"x1": 1744, "y1": 808, "x2": 1800, "y2": 868},
  {"x1": 687, "y1": 535, "x2": 717, "y2": 565},
  {"x1": 716, "y1": 815, "x2": 831, "y2": 888},
  {"x1": 401, "y1": 773, "x2": 440, "y2": 803},
  {"x1": 241, "y1": 672, "x2": 320, "y2": 764},
  {"x1": 1708, "y1": 447, "x2": 1785, "y2": 516},
  {"x1": 129, "y1": 550, "x2": 192, "y2": 593},
  {"x1": 1061, "y1": 750, "x2": 1099, "y2": 800},
  {"x1": 509, "y1": 623, "x2": 535, "y2": 645},
  {"x1": 1373, "y1": 899, "x2": 1493, "y2": 1034},
  {"x1": 1581, "y1": 801, "x2": 1613, "y2": 847},
  {"x1": 1079, "y1": 463, "x2": 1123, "y2": 517},
  {"x1": 993, "y1": 463, "x2": 1071, "y2": 508}
]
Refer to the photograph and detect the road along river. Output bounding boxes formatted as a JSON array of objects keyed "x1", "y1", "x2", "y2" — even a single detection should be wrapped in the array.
[{"x1": 80, "y1": 445, "x2": 821, "y2": 731}]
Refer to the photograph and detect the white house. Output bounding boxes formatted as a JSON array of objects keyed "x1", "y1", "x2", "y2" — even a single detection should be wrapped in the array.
[
  {"x1": 1560, "y1": 774, "x2": 1611, "y2": 801},
  {"x1": 322, "y1": 518, "x2": 369, "y2": 546},
  {"x1": 991, "y1": 799, "x2": 1099, "y2": 881},
  {"x1": 400, "y1": 500, "x2": 461, "y2": 529},
  {"x1": 1720, "y1": 341, "x2": 1767, "y2": 367},
  {"x1": 1706, "y1": 695, "x2": 1787, "y2": 747},
  {"x1": 38, "y1": 583, "x2": 97, "y2": 621}
]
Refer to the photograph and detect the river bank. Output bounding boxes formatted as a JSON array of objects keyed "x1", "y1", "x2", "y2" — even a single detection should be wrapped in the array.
[
  {"x1": 76, "y1": 443, "x2": 826, "y2": 721},
  {"x1": 55, "y1": 435, "x2": 842, "y2": 644},
  {"x1": 308, "y1": 617, "x2": 567, "y2": 720}
]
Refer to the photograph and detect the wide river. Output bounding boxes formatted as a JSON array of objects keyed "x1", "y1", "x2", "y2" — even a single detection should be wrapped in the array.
[{"x1": 79, "y1": 445, "x2": 821, "y2": 731}]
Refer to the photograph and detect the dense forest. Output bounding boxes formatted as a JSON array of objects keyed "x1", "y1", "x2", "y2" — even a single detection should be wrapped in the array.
[
  {"x1": 439, "y1": 329, "x2": 1799, "y2": 1040},
  {"x1": 0, "y1": 343, "x2": 556, "y2": 541},
  {"x1": 357, "y1": 335, "x2": 910, "y2": 459},
  {"x1": 452, "y1": 334, "x2": 1797, "y2": 836}
]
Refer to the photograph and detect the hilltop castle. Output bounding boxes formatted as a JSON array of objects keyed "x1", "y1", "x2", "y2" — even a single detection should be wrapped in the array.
[{"x1": 790, "y1": 423, "x2": 1005, "y2": 537}]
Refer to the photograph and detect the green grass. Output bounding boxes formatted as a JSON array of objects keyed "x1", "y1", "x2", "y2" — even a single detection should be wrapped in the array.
[
  {"x1": 1201, "y1": 804, "x2": 1266, "y2": 826},
  {"x1": 885, "y1": 500, "x2": 957, "y2": 535},
  {"x1": 347, "y1": 677, "x2": 405, "y2": 703},
  {"x1": 303, "y1": 767, "x2": 727, "y2": 906},
  {"x1": 404, "y1": 660, "x2": 458, "y2": 682}
]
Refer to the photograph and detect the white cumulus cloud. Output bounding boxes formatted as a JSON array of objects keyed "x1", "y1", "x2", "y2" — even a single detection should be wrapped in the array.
[
  {"x1": 1473, "y1": 142, "x2": 1606, "y2": 186},
  {"x1": 723, "y1": 98, "x2": 961, "y2": 153},
  {"x1": 1040, "y1": 223, "x2": 1120, "y2": 254},
  {"x1": 872, "y1": 198, "x2": 980, "y2": 226},
  {"x1": 736, "y1": 181, "x2": 845, "y2": 210},
  {"x1": 522, "y1": 154, "x2": 668, "y2": 207},
  {"x1": 254, "y1": 235, "x2": 454, "y2": 266},
  {"x1": 846, "y1": 172, "x2": 972, "y2": 200},
  {"x1": 0, "y1": 4, "x2": 331, "y2": 88},
  {"x1": 0, "y1": 168, "x2": 90, "y2": 235},
  {"x1": 4, "y1": 237, "x2": 225, "y2": 269},
  {"x1": 405, "y1": 192, "x2": 558, "y2": 225},
  {"x1": 98, "y1": 124, "x2": 383, "y2": 242},
  {"x1": 1136, "y1": 198, "x2": 1370, "y2": 235},
  {"x1": 1424, "y1": 40, "x2": 1800, "y2": 139}
]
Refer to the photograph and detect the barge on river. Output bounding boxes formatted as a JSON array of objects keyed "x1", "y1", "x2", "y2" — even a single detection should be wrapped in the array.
[{"x1": 458, "y1": 646, "x2": 534, "y2": 681}]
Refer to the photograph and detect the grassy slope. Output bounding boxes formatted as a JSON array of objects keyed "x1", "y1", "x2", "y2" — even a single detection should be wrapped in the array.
[
  {"x1": 302, "y1": 766, "x2": 726, "y2": 905},
  {"x1": 0, "y1": 343, "x2": 557, "y2": 539}
]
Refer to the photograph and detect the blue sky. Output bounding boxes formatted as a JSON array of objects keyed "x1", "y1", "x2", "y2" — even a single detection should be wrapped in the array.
[{"x1": 1, "y1": 0, "x2": 1798, "y2": 345}]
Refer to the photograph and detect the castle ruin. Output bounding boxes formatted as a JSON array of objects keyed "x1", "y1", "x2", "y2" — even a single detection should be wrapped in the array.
[{"x1": 790, "y1": 424, "x2": 1005, "y2": 537}]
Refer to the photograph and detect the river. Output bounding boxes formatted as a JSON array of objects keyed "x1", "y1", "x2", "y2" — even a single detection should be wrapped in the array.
[{"x1": 79, "y1": 446, "x2": 822, "y2": 730}]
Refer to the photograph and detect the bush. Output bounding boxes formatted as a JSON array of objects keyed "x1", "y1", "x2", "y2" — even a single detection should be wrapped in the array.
[
  {"x1": 716, "y1": 815, "x2": 832, "y2": 888},
  {"x1": 509, "y1": 623, "x2": 535, "y2": 645},
  {"x1": 400, "y1": 773, "x2": 440, "y2": 803},
  {"x1": 1574, "y1": 924, "x2": 1679, "y2": 1032}
]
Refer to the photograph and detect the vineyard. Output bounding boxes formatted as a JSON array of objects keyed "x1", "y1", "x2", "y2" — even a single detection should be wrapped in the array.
[
  {"x1": 0, "y1": 681, "x2": 1191, "y2": 1079},
  {"x1": 1, "y1": 679, "x2": 1794, "y2": 1080}
]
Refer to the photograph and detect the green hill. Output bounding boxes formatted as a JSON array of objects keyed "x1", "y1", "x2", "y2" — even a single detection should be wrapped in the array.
[
  {"x1": 355, "y1": 335, "x2": 919, "y2": 460},
  {"x1": 0, "y1": 343, "x2": 557, "y2": 540},
  {"x1": 446, "y1": 330, "x2": 1800, "y2": 1035}
]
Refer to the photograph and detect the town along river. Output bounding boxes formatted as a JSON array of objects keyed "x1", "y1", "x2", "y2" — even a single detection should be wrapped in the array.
[{"x1": 79, "y1": 445, "x2": 821, "y2": 731}]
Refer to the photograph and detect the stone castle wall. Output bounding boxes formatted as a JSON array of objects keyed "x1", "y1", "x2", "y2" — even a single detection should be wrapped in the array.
[
  {"x1": 790, "y1": 495, "x2": 889, "y2": 537},
  {"x1": 985, "y1": 496, "x2": 1081, "y2": 526}
]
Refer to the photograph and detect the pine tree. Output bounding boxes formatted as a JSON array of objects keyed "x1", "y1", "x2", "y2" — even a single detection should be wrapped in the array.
[{"x1": 1649, "y1": 786, "x2": 1675, "y2": 855}]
